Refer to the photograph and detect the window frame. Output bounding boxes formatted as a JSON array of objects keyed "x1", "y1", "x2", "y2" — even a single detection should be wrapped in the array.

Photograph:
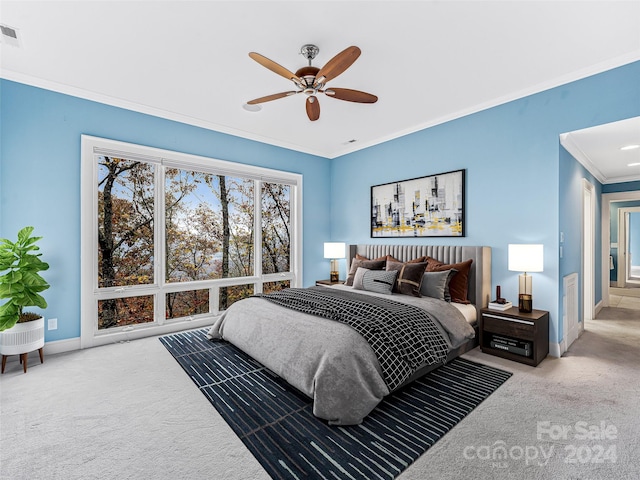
[{"x1": 81, "y1": 135, "x2": 302, "y2": 348}]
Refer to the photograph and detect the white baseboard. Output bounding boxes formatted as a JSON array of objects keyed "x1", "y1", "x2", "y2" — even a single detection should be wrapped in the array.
[
  {"x1": 44, "y1": 337, "x2": 82, "y2": 355},
  {"x1": 553, "y1": 323, "x2": 586, "y2": 359},
  {"x1": 595, "y1": 300, "x2": 603, "y2": 316},
  {"x1": 549, "y1": 342, "x2": 562, "y2": 358},
  {"x1": 4, "y1": 316, "x2": 216, "y2": 365}
]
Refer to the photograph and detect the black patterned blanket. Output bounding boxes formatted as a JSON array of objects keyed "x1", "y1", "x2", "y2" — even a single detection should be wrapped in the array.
[{"x1": 256, "y1": 286, "x2": 450, "y2": 391}]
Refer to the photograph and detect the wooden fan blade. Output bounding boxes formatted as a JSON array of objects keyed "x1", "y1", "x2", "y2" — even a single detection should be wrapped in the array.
[
  {"x1": 247, "y1": 91, "x2": 298, "y2": 104},
  {"x1": 306, "y1": 96, "x2": 320, "y2": 121},
  {"x1": 314, "y1": 46, "x2": 361, "y2": 85},
  {"x1": 249, "y1": 52, "x2": 302, "y2": 84},
  {"x1": 324, "y1": 88, "x2": 378, "y2": 103}
]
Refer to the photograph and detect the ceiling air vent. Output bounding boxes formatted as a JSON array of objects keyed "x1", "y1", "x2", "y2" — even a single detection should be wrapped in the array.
[{"x1": 0, "y1": 24, "x2": 21, "y2": 47}]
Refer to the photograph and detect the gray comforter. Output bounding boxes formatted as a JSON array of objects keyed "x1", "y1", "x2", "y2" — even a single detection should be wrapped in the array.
[{"x1": 207, "y1": 284, "x2": 475, "y2": 425}]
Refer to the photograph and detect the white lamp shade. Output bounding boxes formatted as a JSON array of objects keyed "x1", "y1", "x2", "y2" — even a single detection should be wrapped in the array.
[
  {"x1": 324, "y1": 242, "x2": 346, "y2": 259},
  {"x1": 508, "y1": 244, "x2": 544, "y2": 272}
]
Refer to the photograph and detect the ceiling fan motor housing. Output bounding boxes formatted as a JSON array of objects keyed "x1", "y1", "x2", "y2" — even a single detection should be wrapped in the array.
[{"x1": 295, "y1": 65, "x2": 322, "y2": 94}]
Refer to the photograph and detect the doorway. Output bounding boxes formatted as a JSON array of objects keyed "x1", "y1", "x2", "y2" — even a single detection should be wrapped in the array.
[
  {"x1": 616, "y1": 207, "x2": 640, "y2": 287},
  {"x1": 602, "y1": 191, "x2": 640, "y2": 309}
]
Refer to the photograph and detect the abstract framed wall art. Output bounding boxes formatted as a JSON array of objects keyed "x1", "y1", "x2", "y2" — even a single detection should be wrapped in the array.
[{"x1": 371, "y1": 169, "x2": 465, "y2": 237}]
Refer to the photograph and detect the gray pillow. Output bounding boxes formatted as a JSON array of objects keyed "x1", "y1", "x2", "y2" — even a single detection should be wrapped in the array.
[
  {"x1": 420, "y1": 269, "x2": 458, "y2": 301},
  {"x1": 353, "y1": 267, "x2": 398, "y2": 295}
]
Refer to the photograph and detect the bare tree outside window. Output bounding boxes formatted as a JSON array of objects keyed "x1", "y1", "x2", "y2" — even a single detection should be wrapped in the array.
[
  {"x1": 97, "y1": 157, "x2": 154, "y2": 329},
  {"x1": 262, "y1": 183, "x2": 290, "y2": 274},
  {"x1": 95, "y1": 154, "x2": 292, "y2": 330}
]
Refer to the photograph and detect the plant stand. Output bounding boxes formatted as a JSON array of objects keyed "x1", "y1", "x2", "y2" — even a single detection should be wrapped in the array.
[
  {"x1": 0, "y1": 317, "x2": 45, "y2": 373},
  {"x1": 1, "y1": 349, "x2": 44, "y2": 374}
]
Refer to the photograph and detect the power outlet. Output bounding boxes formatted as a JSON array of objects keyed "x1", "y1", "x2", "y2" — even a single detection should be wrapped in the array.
[{"x1": 48, "y1": 318, "x2": 58, "y2": 330}]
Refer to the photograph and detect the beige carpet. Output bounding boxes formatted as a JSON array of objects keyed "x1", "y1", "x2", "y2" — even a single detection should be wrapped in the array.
[{"x1": 1, "y1": 305, "x2": 639, "y2": 479}]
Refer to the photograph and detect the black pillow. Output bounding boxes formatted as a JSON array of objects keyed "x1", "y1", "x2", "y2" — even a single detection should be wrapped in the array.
[{"x1": 386, "y1": 260, "x2": 428, "y2": 297}]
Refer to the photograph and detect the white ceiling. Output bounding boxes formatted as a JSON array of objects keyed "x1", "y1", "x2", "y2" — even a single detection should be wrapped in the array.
[
  {"x1": 1, "y1": 1, "x2": 639, "y2": 179},
  {"x1": 561, "y1": 117, "x2": 640, "y2": 185}
]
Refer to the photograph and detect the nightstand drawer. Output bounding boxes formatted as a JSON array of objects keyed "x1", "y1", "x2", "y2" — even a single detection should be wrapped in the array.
[{"x1": 482, "y1": 314, "x2": 536, "y2": 340}]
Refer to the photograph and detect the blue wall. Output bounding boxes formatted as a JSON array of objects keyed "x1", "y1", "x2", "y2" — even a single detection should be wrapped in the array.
[
  {"x1": 559, "y1": 147, "x2": 603, "y2": 325},
  {"x1": 0, "y1": 80, "x2": 332, "y2": 342},
  {"x1": 2, "y1": 60, "x2": 640, "y2": 347},
  {"x1": 603, "y1": 180, "x2": 640, "y2": 193},
  {"x1": 331, "y1": 61, "x2": 640, "y2": 346}
]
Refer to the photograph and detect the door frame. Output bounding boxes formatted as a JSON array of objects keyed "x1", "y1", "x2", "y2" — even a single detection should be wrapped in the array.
[
  {"x1": 602, "y1": 191, "x2": 640, "y2": 307},
  {"x1": 582, "y1": 179, "x2": 595, "y2": 329},
  {"x1": 617, "y1": 206, "x2": 640, "y2": 286}
]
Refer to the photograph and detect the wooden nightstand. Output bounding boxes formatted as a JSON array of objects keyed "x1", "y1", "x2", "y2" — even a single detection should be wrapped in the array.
[
  {"x1": 480, "y1": 307, "x2": 549, "y2": 366},
  {"x1": 315, "y1": 279, "x2": 344, "y2": 286}
]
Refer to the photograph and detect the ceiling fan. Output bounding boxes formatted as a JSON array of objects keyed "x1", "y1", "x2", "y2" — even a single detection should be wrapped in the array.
[{"x1": 246, "y1": 44, "x2": 378, "y2": 121}]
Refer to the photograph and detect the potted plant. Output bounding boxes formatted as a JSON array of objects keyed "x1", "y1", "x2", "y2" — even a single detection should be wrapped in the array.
[{"x1": 0, "y1": 226, "x2": 50, "y2": 373}]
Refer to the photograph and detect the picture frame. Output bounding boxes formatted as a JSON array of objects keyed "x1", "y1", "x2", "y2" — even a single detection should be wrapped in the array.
[{"x1": 371, "y1": 169, "x2": 465, "y2": 238}]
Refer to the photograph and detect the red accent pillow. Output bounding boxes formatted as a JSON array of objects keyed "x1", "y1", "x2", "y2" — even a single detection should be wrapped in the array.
[{"x1": 426, "y1": 257, "x2": 473, "y2": 304}]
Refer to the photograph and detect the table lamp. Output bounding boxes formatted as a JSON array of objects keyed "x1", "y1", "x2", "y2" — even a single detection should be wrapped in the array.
[
  {"x1": 508, "y1": 244, "x2": 544, "y2": 313},
  {"x1": 323, "y1": 242, "x2": 346, "y2": 282}
]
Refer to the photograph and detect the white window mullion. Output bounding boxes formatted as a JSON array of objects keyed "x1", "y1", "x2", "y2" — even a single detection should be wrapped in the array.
[
  {"x1": 156, "y1": 163, "x2": 166, "y2": 325},
  {"x1": 210, "y1": 287, "x2": 219, "y2": 314},
  {"x1": 292, "y1": 183, "x2": 303, "y2": 287},
  {"x1": 254, "y1": 179, "x2": 263, "y2": 294},
  {"x1": 81, "y1": 146, "x2": 100, "y2": 348}
]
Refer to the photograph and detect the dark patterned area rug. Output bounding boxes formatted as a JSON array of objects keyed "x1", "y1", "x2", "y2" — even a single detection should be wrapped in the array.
[{"x1": 160, "y1": 328, "x2": 512, "y2": 480}]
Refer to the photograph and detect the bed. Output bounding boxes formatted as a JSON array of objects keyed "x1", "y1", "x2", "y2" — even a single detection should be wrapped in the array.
[{"x1": 207, "y1": 244, "x2": 491, "y2": 425}]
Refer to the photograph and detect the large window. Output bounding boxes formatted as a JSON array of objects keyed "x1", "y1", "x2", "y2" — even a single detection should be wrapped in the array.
[{"x1": 81, "y1": 136, "x2": 302, "y2": 347}]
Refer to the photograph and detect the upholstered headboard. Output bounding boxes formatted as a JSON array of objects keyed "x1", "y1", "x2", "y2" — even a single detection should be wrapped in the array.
[{"x1": 348, "y1": 244, "x2": 492, "y2": 311}]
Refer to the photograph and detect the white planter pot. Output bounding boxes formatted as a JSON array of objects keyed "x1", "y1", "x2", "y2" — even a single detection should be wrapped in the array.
[{"x1": 0, "y1": 317, "x2": 45, "y2": 356}]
